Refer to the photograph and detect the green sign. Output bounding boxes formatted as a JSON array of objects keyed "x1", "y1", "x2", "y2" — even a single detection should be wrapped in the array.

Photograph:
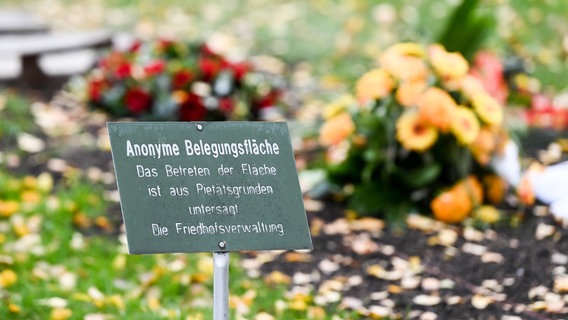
[{"x1": 108, "y1": 122, "x2": 312, "y2": 254}]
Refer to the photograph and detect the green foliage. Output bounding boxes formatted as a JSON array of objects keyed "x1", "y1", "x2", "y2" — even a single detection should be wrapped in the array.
[
  {"x1": 0, "y1": 92, "x2": 35, "y2": 144},
  {"x1": 437, "y1": 0, "x2": 496, "y2": 61}
]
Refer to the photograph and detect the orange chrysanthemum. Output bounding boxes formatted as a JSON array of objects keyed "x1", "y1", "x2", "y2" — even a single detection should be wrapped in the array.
[
  {"x1": 470, "y1": 127, "x2": 496, "y2": 165},
  {"x1": 460, "y1": 74, "x2": 486, "y2": 100},
  {"x1": 396, "y1": 80, "x2": 428, "y2": 107},
  {"x1": 319, "y1": 112, "x2": 355, "y2": 146},
  {"x1": 457, "y1": 175, "x2": 484, "y2": 206},
  {"x1": 417, "y1": 87, "x2": 458, "y2": 132},
  {"x1": 355, "y1": 68, "x2": 395, "y2": 106},
  {"x1": 431, "y1": 188, "x2": 471, "y2": 224},
  {"x1": 396, "y1": 111, "x2": 438, "y2": 151},
  {"x1": 451, "y1": 106, "x2": 480, "y2": 145},
  {"x1": 428, "y1": 44, "x2": 469, "y2": 80},
  {"x1": 517, "y1": 175, "x2": 535, "y2": 206},
  {"x1": 483, "y1": 174, "x2": 508, "y2": 205},
  {"x1": 431, "y1": 176, "x2": 483, "y2": 223},
  {"x1": 380, "y1": 43, "x2": 428, "y2": 82},
  {"x1": 472, "y1": 93, "x2": 503, "y2": 126}
]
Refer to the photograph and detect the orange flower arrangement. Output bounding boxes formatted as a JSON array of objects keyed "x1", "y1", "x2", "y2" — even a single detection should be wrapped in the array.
[{"x1": 321, "y1": 42, "x2": 510, "y2": 223}]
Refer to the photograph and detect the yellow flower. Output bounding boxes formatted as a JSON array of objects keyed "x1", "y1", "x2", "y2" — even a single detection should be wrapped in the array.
[
  {"x1": 396, "y1": 80, "x2": 427, "y2": 107},
  {"x1": 8, "y1": 303, "x2": 20, "y2": 313},
  {"x1": 319, "y1": 112, "x2": 355, "y2": 146},
  {"x1": 355, "y1": 68, "x2": 395, "y2": 106},
  {"x1": 451, "y1": 106, "x2": 480, "y2": 145},
  {"x1": 472, "y1": 93, "x2": 503, "y2": 126},
  {"x1": 0, "y1": 200, "x2": 20, "y2": 217},
  {"x1": 473, "y1": 205, "x2": 501, "y2": 224},
  {"x1": 0, "y1": 269, "x2": 17, "y2": 288},
  {"x1": 396, "y1": 111, "x2": 438, "y2": 151},
  {"x1": 428, "y1": 44, "x2": 469, "y2": 80},
  {"x1": 22, "y1": 175, "x2": 37, "y2": 189},
  {"x1": 417, "y1": 87, "x2": 457, "y2": 132},
  {"x1": 323, "y1": 94, "x2": 356, "y2": 120},
  {"x1": 380, "y1": 43, "x2": 428, "y2": 81},
  {"x1": 50, "y1": 308, "x2": 72, "y2": 320}
]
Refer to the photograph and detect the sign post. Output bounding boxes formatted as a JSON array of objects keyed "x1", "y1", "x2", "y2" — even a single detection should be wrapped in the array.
[
  {"x1": 108, "y1": 121, "x2": 312, "y2": 317},
  {"x1": 213, "y1": 249, "x2": 229, "y2": 320}
]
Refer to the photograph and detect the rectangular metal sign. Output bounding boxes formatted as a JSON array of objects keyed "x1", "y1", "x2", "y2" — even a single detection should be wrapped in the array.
[{"x1": 108, "y1": 122, "x2": 313, "y2": 254}]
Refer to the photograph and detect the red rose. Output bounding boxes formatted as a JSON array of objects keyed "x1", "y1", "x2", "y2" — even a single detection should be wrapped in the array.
[
  {"x1": 128, "y1": 40, "x2": 143, "y2": 53},
  {"x1": 157, "y1": 38, "x2": 175, "y2": 52},
  {"x1": 88, "y1": 78, "x2": 107, "y2": 102},
  {"x1": 115, "y1": 63, "x2": 132, "y2": 79},
  {"x1": 470, "y1": 51, "x2": 508, "y2": 104},
  {"x1": 124, "y1": 88, "x2": 152, "y2": 114},
  {"x1": 198, "y1": 57, "x2": 221, "y2": 82},
  {"x1": 144, "y1": 60, "x2": 166, "y2": 76},
  {"x1": 230, "y1": 61, "x2": 250, "y2": 82},
  {"x1": 200, "y1": 43, "x2": 217, "y2": 56},
  {"x1": 179, "y1": 93, "x2": 207, "y2": 121},
  {"x1": 172, "y1": 70, "x2": 193, "y2": 89},
  {"x1": 253, "y1": 90, "x2": 281, "y2": 109},
  {"x1": 218, "y1": 97, "x2": 234, "y2": 114}
]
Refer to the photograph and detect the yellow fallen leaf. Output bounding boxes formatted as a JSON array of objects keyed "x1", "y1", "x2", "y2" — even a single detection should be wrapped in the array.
[
  {"x1": 0, "y1": 269, "x2": 17, "y2": 288},
  {"x1": 72, "y1": 213, "x2": 92, "y2": 229},
  {"x1": 307, "y1": 306, "x2": 327, "y2": 319},
  {"x1": 8, "y1": 303, "x2": 20, "y2": 313},
  {"x1": 50, "y1": 308, "x2": 72, "y2": 320},
  {"x1": 0, "y1": 200, "x2": 20, "y2": 217},
  {"x1": 554, "y1": 276, "x2": 568, "y2": 293},
  {"x1": 284, "y1": 251, "x2": 312, "y2": 263},
  {"x1": 264, "y1": 271, "x2": 291, "y2": 286}
]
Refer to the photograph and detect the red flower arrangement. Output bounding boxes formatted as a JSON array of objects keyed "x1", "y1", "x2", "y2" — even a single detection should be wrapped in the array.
[{"x1": 85, "y1": 38, "x2": 283, "y2": 121}]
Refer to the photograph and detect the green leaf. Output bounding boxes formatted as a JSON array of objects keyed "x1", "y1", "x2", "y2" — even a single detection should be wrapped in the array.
[{"x1": 393, "y1": 163, "x2": 441, "y2": 189}]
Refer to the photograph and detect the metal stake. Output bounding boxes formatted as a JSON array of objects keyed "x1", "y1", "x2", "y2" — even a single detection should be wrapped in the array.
[{"x1": 213, "y1": 241, "x2": 229, "y2": 320}]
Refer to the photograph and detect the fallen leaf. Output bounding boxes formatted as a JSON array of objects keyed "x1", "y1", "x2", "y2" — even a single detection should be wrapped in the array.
[
  {"x1": 17, "y1": 133, "x2": 45, "y2": 153},
  {"x1": 284, "y1": 252, "x2": 312, "y2": 263},
  {"x1": 406, "y1": 214, "x2": 439, "y2": 232},
  {"x1": 446, "y1": 296, "x2": 463, "y2": 305},
  {"x1": 339, "y1": 296, "x2": 363, "y2": 311},
  {"x1": 462, "y1": 242, "x2": 487, "y2": 256},
  {"x1": 528, "y1": 285, "x2": 549, "y2": 299},
  {"x1": 463, "y1": 227, "x2": 484, "y2": 242},
  {"x1": 420, "y1": 311, "x2": 438, "y2": 320},
  {"x1": 437, "y1": 228, "x2": 458, "y2": 246},
  {"x1": 369, "y1": 291, "x2": 389, "y2": 301},
  {"x1": 551, "y1": 252, "x2": 568, "y2": 265},
  {"x1": 351, "y1": 233, "x2": 379, "y2": 255},
  {"x1": 309, "y1": 218, "x2": 325, "y2": 236},
  {"x1": 553, "y1": 276, "x2": 568, "y2": 293},
  {"x1": 318, "y1": 259, "x2": 340, "y2": 275},
  {"x1": 529, "y1": 301, "x2": 547, "y2": 311},
  {"x1": 367, "y1": 305, "x2": 391, "y2": 317},
  {"x1": 421, "y1": 277, "x2": 440, "y2": 291},
  {"x1": 323, "y1": 218, "x2": 351, "y2": 235},
  {"x1": 350, "y1": 217, "x2": 385, "y2": 233},
  {"x1": 401, "y1": 276, "x2": 420, "y2": 290},
  {"x1": 471, "y1": 294, "x2": 492, "y2": 309},
  {"x1": 535, "y1": 223, "x2": 556, "y2": 240},
  {"x1": 413, "y1": 294, "x2": 441, "y2": 306},
  {"x1": 264, "y1": 271, "x2": 291, "y2": 286},
  {"x1": 481, "y1": 252, "x2": 505, "y2": 264}
]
